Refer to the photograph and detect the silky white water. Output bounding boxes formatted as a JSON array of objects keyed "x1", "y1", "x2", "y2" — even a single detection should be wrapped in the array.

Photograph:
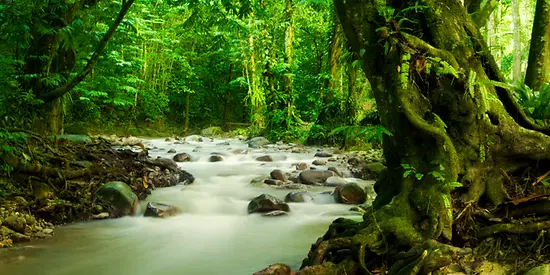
[{"x1": 0, "y1": 138, "x2": 372, "y2": 275}]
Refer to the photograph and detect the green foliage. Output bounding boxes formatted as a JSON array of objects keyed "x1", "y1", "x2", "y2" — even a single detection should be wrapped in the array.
[
  {"x1": 481, "y1": 80, "x2": 550, "y2": 125},
  {"x1": 426, "y1": 56, "x2": 459, "y2": 78},
  {"x1": 329, "y1": 125, "x2": 392, "y2": 144}
]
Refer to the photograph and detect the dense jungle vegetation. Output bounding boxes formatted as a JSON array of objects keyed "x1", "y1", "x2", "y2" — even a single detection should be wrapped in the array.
[
  {"x1": 0, "y1": 0, "x2": 546, "y2": 143},
  {"x1": 2, "y1": 0, "x2": 550, "y2": 273}
]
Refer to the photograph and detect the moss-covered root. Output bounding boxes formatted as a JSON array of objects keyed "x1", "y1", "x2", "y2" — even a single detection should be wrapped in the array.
[{"x1": 388, "y1": 240, "x2": 472, "y2": 274}]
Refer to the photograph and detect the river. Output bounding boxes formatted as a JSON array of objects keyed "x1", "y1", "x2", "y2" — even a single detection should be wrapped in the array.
[{"x1": 0, "y1": 137, "x2": 373, "y2": 275}]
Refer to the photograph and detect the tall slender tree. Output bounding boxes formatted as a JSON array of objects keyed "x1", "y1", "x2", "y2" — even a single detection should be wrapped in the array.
[{"x1": 525, "y1": 0, "x2": 550, "y2": 90}]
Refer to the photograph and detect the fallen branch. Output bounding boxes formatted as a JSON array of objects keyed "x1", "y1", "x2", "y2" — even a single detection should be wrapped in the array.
[{"x1": 478, "y1": 220, "x2": 550, "y2": 238}]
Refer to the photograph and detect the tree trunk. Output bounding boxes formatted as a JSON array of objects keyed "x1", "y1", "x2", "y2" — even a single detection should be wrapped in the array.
[
  {"x1": 512, "y1": 0, "x2": 522, "y2": 81},
  {"x1": 525, "y1": 0, "x2": 550, "y2": 91},
  {"x1": 315, "y1": 18, "x2": 344, "y2": 126},
  {"x1": 23, "y1": 0, "x2": 135, "y2": 134},
  {"x1": 298, "y1": 0, "x2": 550, "y2": 272}
]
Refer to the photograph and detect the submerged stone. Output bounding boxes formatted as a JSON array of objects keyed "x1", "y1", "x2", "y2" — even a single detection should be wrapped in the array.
[
  {"x1": 284, "y1": 191, "x2": 314, "y2": 203},
  {"x1": 298, "y1": 170, "x2": 334, "y2": 185},
  {"x1": 173, "y1": 152, "x2": 191, "y2": 162}
]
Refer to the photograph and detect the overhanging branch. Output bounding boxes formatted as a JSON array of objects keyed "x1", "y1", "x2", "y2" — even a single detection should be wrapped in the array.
[
  {"x1": 471, "y1": 0, "x2": 500, "y2": 28},
  {"x1": 38, "y1": 0, "x2": 136, "y2": 103}
]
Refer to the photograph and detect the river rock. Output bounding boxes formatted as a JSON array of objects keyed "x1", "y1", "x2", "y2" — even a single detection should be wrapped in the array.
[
  {"x1": 201, "y1": 126, "x2": 223, "y2": 137},
  {"x1": 312, "y1": 159, "x2": 327, "y2": 166},
  {"x1": 178, "y1": 170, "x2": 195, "y2": 185},
  {"x1": 96, "y1": 181, "x2": 138, "y2": 216},
  {"x1": 288, "y1": 175, "x2": 299, "y2": 183},
  {"x1": 315, "y1": 152, "x2": 333, "y2": 158},
  {"x1": 328, "y1": 166, "x2": 343, "y2": 177},
  {"x1": 298, "y1": 170, "x2": 334, "y2": 185},
  {"x1": 270, "y1": 169, "x2": 285, "y2": 181},
  {"x1": 217, "y1": 141, "x2": 230, "y2": 146},
  {"x1": 167, "y1": 149, "x2": 177, "y2": 153},
  {"x1": 284, "y1": 192, "x2": 314, "y2": 203},
  {"x1": 247, "y1": 194, "x2": 290, "y2": 214},
  {"x1": 276, "y1": 183, "x2": 311, "y2": 190},
  {"x1": 256, "y1": 155, "x2": 273, "y2": 162},
  {"x1": 92, "y1": 212, "x2": 110, "y2": 219},
  {"x1": 525, "y1": 264, "x2": 550, "y2": 275},
  {"x1": 144, "y1": 202, "x2": 181, "y2": 218},
  {"x1": 250, "y1": 176, "x2": 266, "y2": 185},
  {"x1": 295, "y1": 162, "x2": 308, "y2": 170},
  {"x1": 333, "y1": 183, "x2": 366, "y2": 204},
  {"x1": 4, "y1": 215, "x2": 26, "y2": 233},
  {"x1": 147, "y1": 158, "x2": 179, "y2": 172},
  {"x1": 209, "y1": 155, "x2": 224, "y2": 162},
  {"x1": 173, "y1": 152, "x2": 191, "y2": 162},
  {"x1": 232, "y1": 148, "x2": 248, "y2": 154},
  {"x1": 325, "y1": 176, "x2": 347, "y2": 187},
  {"x1": 185, "y1": 135, "x2": 205, "y2": 142},
  {"x1": 264, "y1": 179, "x2": 284, "y2": 186},
  {"x1": 253, "y1": 263, "x2": 292, "y2": 275},
  {"x1": 165, "y1": 138, "x2": 172, "y2": 142},
  {"x1": 248, "y1": 137, "x2": 270, "y2": 148},
  {"x1": 262, "y1": 210, "x2": 288, "y2": 217}
]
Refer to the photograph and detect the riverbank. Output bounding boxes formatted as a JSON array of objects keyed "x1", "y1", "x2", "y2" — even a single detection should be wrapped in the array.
[{"x1": 0, "y1": 131, "x2": 384, "y2": 250}]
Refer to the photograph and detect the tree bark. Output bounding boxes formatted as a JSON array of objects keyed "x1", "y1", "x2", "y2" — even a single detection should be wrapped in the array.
[
  {"x1": 525, "y1": 0, "x2": 550, "y2": 91},
  {"x1": 297, "y1": 0, "x2": 550, "y2": 272}
]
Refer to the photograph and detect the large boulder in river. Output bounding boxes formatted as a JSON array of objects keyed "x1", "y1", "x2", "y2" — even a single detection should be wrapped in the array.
[
  {"x1": 96, "y1": 181, "x2": 138, "y2": 216},
  {"x1": 247, "y1": 194, "x2": 290, "y2": 214},
  {"x1": 284, "y1": 191, "x2": 314, "y2": 203},
  {"x1": 144, "y1": 202, "x2": 181, "y2": 218},
  {"x1": 248, "y1": 137, "x2": 270, "y2": 148},
  {"x1": 333, "y1": 182, "x2": 366, "y2": 204},
  {"x1": 298, "y1": 170, "x2": 334, "y2": 185},
  {"x1": 173, "y1": 153, "x2": 191, "y2": 162}
]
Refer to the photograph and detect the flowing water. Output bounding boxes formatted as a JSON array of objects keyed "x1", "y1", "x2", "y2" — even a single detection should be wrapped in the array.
[{"x1": 0, "y1": 138, "x2": 373, "y2": 275}]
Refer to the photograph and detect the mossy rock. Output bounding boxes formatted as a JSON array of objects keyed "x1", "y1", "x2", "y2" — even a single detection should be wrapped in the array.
[
  {"x1": 201, "y1": 126, "x2": 224, "y2": 137},
  {"x1": 51, "y1": 134, "x2": 92, "y2": 144},
  {"x1": 96, "y1": 181, "x2": 138, "y2": 216}
]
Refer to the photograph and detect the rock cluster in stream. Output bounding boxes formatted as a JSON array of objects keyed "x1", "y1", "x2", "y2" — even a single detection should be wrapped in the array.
[{"x1": 0, "y1": 135, "x2": 197, "y2": 248}]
